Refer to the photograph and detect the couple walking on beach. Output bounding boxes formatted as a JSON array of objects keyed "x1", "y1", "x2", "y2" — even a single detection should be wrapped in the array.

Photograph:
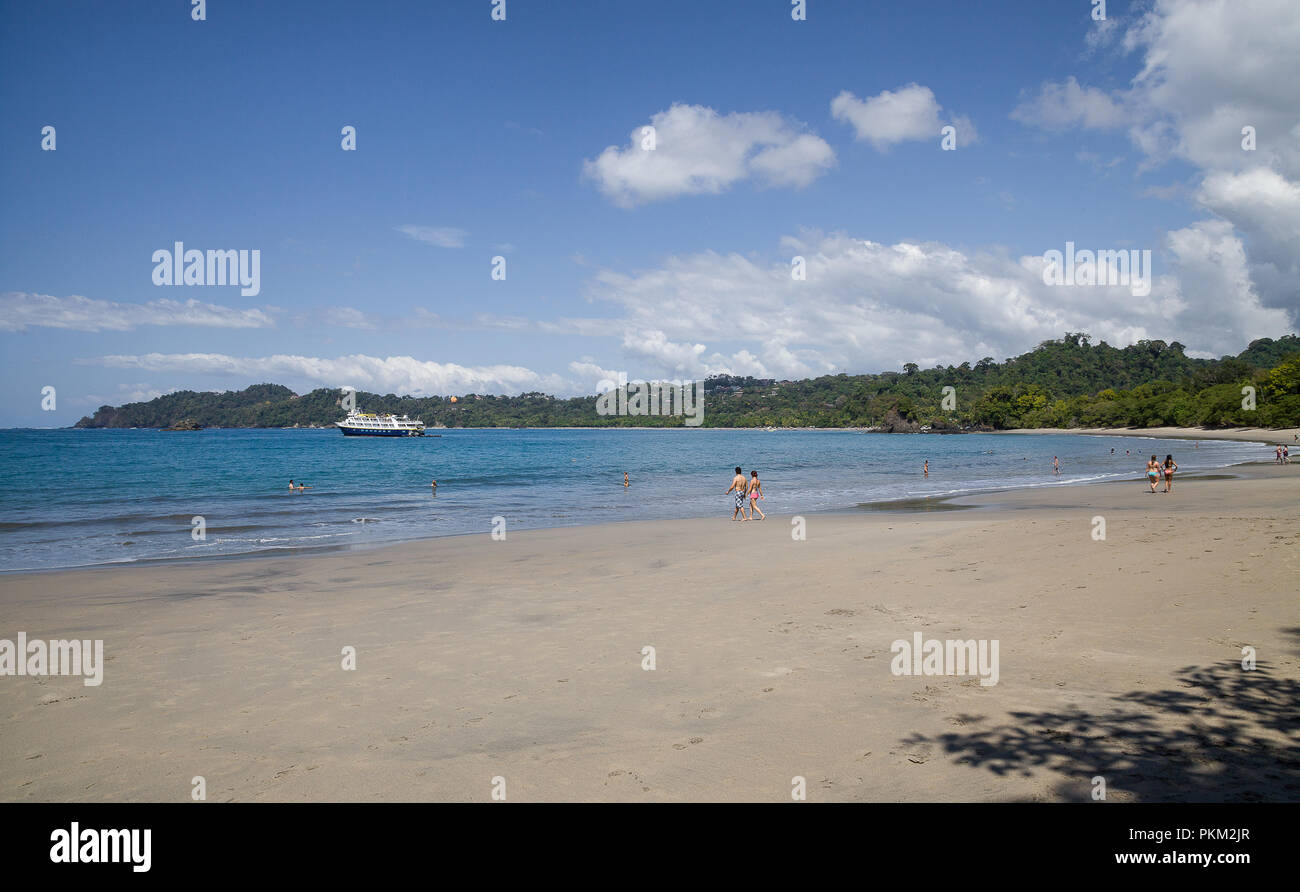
[
  {"x1": 1145, "y1": 454, "x2": 1177, "y2": 493},
  {"x1": 726, "y1": 467, "x2": 765, "y2": 521}
]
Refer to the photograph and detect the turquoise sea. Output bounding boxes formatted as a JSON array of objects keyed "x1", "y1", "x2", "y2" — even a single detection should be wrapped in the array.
[{"x1": 0, "y1": 428, "x2": 1269, "y2": 572}]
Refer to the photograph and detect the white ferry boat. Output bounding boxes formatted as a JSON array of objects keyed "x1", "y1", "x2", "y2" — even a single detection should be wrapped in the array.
[{"x1": 335, "y1": 410, "x2": 426, "y2": 437}]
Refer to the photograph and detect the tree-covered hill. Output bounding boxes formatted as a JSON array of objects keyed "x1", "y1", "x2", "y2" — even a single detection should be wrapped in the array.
[{"x1": 72, "y1": 333, "x2": 1300, "y2": 430}]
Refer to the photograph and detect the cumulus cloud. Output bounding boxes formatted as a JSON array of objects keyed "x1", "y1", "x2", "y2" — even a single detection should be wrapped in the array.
[
  {"x1": 1160, "y1": 218, "x2": 1291, "y2": 345},
  {"x1": 0, "y1": 292, "x2": 276, "y2": 332},
  {"x1": 567, "y1": 359, "x2": 622, "y2": 391},
  {"x1": 84, "y1": 352, "x2": 576, "y2": 397},
  {"x1": 582, "y1": 103, "x2": 835, "y2": 206},
  {"x1": 577, "y1": 230, "x2": 1293, "y2": 379},
  {"x1": 396, "y1": 225, "x2": 468, "y2": 248},
  {"x1": 831, "y1": 83, "x2": 977, "y2": 150},
  {"x1": 1010, "y1": 0, "x2": 1300, "y2": 314},
  {"x1": 1197, "y1": 167, "x2": 1300, "y2": 309},
  {"x1": 1123, "y1": 0, "x2": 1300, "y2": 178}
]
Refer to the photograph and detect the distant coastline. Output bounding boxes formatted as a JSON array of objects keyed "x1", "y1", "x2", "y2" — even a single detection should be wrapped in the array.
[
  {"x1": 66, "y1": 334, "x2": 1300, "y2": 433},
  {"x1": 998, "y1": 426, "x2": 1299, "y2": 445},
  {"x1": 45, "y1": 423, "x2": 1300, "y2": 441}
]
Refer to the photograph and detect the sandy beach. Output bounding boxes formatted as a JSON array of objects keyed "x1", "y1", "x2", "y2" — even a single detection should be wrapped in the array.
[
  {"x1": 2, "y1": 463, "x2": 1296, "y2": 803},
  {"x1": 1002, "y1": 426, "x2": 1300, "y2": 445}
]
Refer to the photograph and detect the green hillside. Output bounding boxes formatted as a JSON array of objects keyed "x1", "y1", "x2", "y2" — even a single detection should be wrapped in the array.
[{"x1": 73, "y1": 333, "x2": 1300, "y2": 430}]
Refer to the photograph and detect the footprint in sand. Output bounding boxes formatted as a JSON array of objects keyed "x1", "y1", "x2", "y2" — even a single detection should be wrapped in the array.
[{"x1": 911, "y1": 684, "x2": 943, "y2": 703}]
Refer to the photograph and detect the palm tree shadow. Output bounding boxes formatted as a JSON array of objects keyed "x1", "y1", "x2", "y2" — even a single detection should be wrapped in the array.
[{"x1": 904, "y1": 658, "x2": 1300, "y2": 802}]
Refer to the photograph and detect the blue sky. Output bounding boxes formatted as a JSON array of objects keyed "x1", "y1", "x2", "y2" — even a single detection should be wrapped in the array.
[{"x1": 3, "y1": 0, "x2": 1297, "y2": 426}]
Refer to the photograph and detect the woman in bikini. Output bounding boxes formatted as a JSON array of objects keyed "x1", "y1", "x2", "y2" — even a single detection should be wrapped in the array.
[
  {"x1": 1146, "y1": 455, "x2": 1161, "y2": 493},
  {"x1": 747, "y1": 470, "x2": 766, "y2": 520},
  {"x1": 1163, "y1": 454, "x2": 1177, "y2": 493}
]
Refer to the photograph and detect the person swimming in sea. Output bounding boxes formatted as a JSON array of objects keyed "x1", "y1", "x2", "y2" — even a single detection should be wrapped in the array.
[{"x1": 746, "y1": 470, "x2": 766, "y2": 520}]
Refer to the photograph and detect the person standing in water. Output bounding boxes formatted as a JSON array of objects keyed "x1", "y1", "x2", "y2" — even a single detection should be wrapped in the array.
[
  {"x1": 1162, "y1": 454, "x2": 1178, "y2": 493},
  {"x1": 746, "y1": 470, "x2": 766, "y2": 520},
  {"x1": 923, "y1": 460, "x2": 929, "y2": 477},
  {"x1": 1053, "y1": 456, "x2": 1060, "y2": 476},
  {"x1": 726, "y1": 466, "x2": 748, "y2": 521},
  {"x1": 1146, "y1": 455, "x2": 1161, "y2": 492},
  {"x1": 623, "y1": 472, "x2": 629, "y2": 488}
]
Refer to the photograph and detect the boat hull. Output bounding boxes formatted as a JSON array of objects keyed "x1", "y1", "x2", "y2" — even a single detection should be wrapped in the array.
[{"x1": 338, "y1": 426, "x2": 424, "y2": 437}]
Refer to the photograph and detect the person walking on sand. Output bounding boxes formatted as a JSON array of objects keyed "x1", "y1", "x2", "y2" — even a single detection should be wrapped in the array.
[
  {"x1": 1284, "y1": 446, "x2": 1290, "y2": 464},
  {"x1": 1146, "y1": 455, "x2": 1161, "y2": 493},
  {"x1": 1162, "y1": 454, "x2": 1178, "y2": 493},
  {"x1": 726, "y1": 466, "x2": 748, "y2": 521},
  {"x1": 746, "y1": 470, "x2": 766, "y2": 520}
]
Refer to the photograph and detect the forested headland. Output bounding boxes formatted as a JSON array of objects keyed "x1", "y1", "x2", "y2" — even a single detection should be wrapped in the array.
[{"x1": 73, "y1": 333, "x2": 1300, "y2": 431}]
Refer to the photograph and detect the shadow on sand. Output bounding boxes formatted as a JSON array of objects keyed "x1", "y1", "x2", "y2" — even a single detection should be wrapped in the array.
[{"x1": 903, "y1": 650, "x2": 1300, "y2": 802}]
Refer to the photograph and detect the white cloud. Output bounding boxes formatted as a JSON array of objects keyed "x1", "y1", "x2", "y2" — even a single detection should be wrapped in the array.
[
  {"x1": 320, "y1": 307, "x2": 377, "y2": 330},
  {"x1": 1123, "y1": 0, "x2": 1300, "y2": 178},
  {"x1": 1010, "y1": 76, "x2": 1129, "y2": 131},
  {"x1": 1084, "y1": 16, "x2": 1121, "y2": 55},
  {"x1": 396, "y1": 225, "x2": 468, "y2": 248},
  {"x1": 582, "y1": 103, "x2": 835, "y2": 206},
  {"x1": 84, "y1": 352, "x2": 571, "y2": 397},
  {"x1": 831, "y1": 84, "x2": 976, "y2": 150},
  {"x1": 576, "y1": 230, "x2": 1293, "y2": 379},
  {"x1": 1010, "y1": 0, "x2": 1300, "y2": 314},
  {"x1": 567, "y1": 360, "x2": 622, "y2": 391},
  {"x1": 1160, "y1": 218, "x2": 1291, "y2": 344},
  {"x1": 0, "y1": 292, "x2": 276, "y2": 332},
  {"x1": 1197, "y1": 167, "x2": 1300, "y2": 308}
]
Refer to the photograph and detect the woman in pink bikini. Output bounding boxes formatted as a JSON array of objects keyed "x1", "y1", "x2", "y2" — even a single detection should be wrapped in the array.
[{"x1": 746, "y1": 470, "x2": 766, "y2": 520}]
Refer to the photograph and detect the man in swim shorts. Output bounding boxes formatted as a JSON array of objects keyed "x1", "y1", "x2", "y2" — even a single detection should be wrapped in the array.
[{"x1": 726, "y1": 466, "x2": 748, "y2": 521}]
